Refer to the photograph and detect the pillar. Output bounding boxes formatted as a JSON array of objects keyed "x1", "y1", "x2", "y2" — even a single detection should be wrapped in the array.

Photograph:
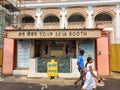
[
  {"x1": 60, "y1": 7, "x2": 67, "y2": 29},
  {"x1": 115, "y1": 5, "x2": 120, "y2": 43},
  {"x1": 13, "y1": 12, "x2": 18, "y2": 27},
  {"x1": 86, "y1": 6, "x2": 93, "y2": 28},
  {"x1": 76, "y1": 40, "x2": 79, "y2": 58},
  {"x1": 36, "y1": 8, "x2": 42, "y2": 29}
]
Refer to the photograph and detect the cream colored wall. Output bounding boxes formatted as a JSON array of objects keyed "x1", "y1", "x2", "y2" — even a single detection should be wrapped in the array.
[
  {"x1": 16, "y1": 6, "x2": 115, "y2": 43},
  {"x1": 17, "y1": 6, "x2": 115, "y2": 29}
]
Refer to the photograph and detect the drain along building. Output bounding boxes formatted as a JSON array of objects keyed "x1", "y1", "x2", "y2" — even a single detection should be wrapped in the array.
[{"x1": 2, "y1": 0, "x2": 119, "y2": 77}]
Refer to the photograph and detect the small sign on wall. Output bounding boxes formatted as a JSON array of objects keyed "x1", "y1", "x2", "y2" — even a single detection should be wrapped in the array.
[
  {"x1": 51, "y1": 50, "x2": 63, "y2": 57},
  {"x1": 47, "y1": 59, "x2": 58, "y2": 78}
]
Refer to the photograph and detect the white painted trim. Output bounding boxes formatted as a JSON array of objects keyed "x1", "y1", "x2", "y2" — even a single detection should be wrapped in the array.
[
  {"x1": 27, "y1": 73, "x2": 80, "y2": 78},
  {"x1": 104, "y1": 28, "x2": 113, "y2": 31},
  {"x1": 13, "y1": 70, "x2": 28, "y2": 75},
  {"x1": 13, "y1": 70, "x2": 97, "y2": 78},
  {"x1": 8, "y1": 0, "x2": 120, "y2": 8}
]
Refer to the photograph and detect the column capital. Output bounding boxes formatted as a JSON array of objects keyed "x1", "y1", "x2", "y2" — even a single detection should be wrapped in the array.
[
  {"x1": 36, "y1": 8, "x2": 42, "y2": 16},
  {"x1": 85, "y1": 6, "x2": 94, "y2": 14},
  {"x1": 36, "y1": 8, "x2": 41, "y2": 13},
  {"x1": 61, "y1": 7, "x2": 66, "y2": 10},
  {"x1": 60, "y1": 7, "x2": 67, "y2": 15},
  {"x1": 116, "y1": 5, "x2": 120, "y2": 10}
]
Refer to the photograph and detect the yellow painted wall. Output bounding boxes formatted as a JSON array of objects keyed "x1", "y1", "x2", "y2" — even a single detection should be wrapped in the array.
[
  {"x1": 0, "y1": 48, "x2": 2, "y2": 66},
  {"x1": 110, "y1": 44, "x2": 120, "y2": 72}
]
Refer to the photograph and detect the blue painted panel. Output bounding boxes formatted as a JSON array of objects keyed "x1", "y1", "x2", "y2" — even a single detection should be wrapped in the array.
[
  {"x1": 17, "y1": 40, "x2": 31, "y2": 68},
  {"x1": 78, "y1": 40, "x2": 95, "y2": 69}
]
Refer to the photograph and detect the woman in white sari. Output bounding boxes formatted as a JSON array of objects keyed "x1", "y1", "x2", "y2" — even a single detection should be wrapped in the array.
[{"x1": 81, "y1": 57, "x2": 100, "y2": 90}]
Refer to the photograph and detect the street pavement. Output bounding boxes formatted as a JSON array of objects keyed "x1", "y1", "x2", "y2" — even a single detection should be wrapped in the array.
[{"x1": 0, "y1": 72, "x2": 120, "y2": 90}]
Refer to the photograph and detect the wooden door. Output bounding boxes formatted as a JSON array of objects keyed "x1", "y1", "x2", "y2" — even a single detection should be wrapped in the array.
[{"x1": 96, "y1": 37, "x2": 110, "y2": 76}]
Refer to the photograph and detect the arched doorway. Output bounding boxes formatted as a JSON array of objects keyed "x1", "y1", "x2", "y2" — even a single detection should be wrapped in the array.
[
  {"x1": 21, "y1": 15, "x2": 35, "y2": 29},
  {"x1": 67, "y1": 14, "x2": 85, "y2": 29},
  {"x1": 95, "y1": 13, "x2": 113, "y2": 28},
  {"x1": 22, "y1": 15, "x2": 34, "y2": 23},
  {"x1": 95, "y1": 13, "x2": 114, "y2": 44},
  {"x1": 43, "y1": 15, "x2": 59, "y2": 29}
]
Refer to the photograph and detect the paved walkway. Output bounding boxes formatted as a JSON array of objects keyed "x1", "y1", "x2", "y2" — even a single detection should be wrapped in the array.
[
  {"x1": 1, "y1": 76, "x2": 104, "y2": 85},
  {"x1": 0, "y1": 71, "x2": 119, "y2": 86},
  {"x1": 108, "y1": 71, "x2": 120, "y2": 79},
  {"x1": 0, "y1": 71, "x2": 119, "y2": 90}
]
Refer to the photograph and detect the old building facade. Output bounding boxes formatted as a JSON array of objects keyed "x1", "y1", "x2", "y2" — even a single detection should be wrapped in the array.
[{"x1": 1, "y1": 0, "x2": 120, "y2": 77}]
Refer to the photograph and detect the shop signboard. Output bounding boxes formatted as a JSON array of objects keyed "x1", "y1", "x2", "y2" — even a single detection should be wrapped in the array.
[
  {"x1": 47, "y1": 59, "x2": 58, "y2": 78},
  {"x1": 6, "y1": 29, "x2": 102, "y2": 39}
]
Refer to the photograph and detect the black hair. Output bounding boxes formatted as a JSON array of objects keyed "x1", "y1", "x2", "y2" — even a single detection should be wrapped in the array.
[
  {"x1": 79, "y1": 49, "x2": 85, "y2": 54},
  {"x1": 85, "y1": 56, "x2": 92, "y2": 67},
  {"x1": 87, "y1": 57, "x2": 92, "y2": 62}
]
